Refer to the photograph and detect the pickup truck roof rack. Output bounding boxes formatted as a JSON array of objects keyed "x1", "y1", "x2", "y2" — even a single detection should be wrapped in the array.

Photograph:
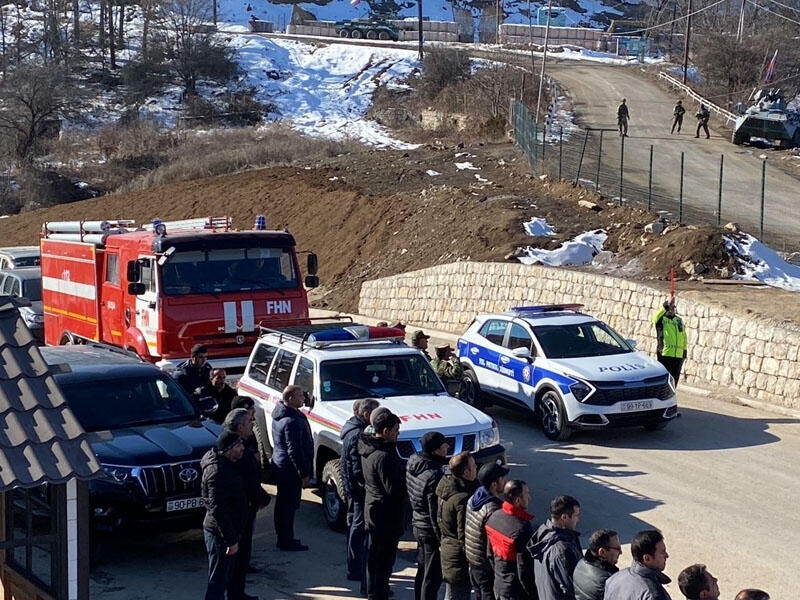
[{"x1": 257, "y1": 321, "x2": 406, "y2": 350}]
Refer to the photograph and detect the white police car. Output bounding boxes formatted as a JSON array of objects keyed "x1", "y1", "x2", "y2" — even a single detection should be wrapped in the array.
[{"x1": 457, "y1": 305, "x2": 678, "y2": 440}]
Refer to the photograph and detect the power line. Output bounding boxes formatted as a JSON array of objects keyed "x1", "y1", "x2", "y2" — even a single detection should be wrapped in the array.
[
  {"x1": 624, "y1": 0, "x2": 728, "y2": 35},
  {"x1": 759, "y1": 0, "x2": 800, "y2": 15},
  {"x1": 746, "y1": 0, "x2": 800, "y2": 24}
]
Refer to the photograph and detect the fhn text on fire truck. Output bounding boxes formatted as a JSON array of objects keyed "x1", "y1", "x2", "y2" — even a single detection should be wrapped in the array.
[{"x1": 40, "y1": 215, "x2": 319, "y2": 373}]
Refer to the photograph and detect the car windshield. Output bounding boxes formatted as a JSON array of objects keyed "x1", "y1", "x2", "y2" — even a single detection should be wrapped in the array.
[
  {"x1": 319, "y1": 355, "x2": 445, "y2": 401},
  {"x1": 58, "y1": 374, "x2": 198, "y2": 431},
  {"x1": 533, "y1": 321, "x2": 633, "y2": 359},
  {"x1": 21, "y1": 278, "x2": 42, "y2": 301},
  {"x1": 161, "y1": 247, "x2": 299, "y2": 295}
]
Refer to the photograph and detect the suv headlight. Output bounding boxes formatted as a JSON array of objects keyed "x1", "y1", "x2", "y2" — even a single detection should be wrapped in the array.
[
  {"x1": 477, "y1": 423, "x2": 500, "y2": 449},
  {"x1": 668, "y1": 374, "x2": 676, "y2": 392},
  {"x1": 103, "y1": 466, "x2": 134, "y2": 483},
  {"x1": 20, "y1": 308, "x2": 43, "y2": 327},
  {"x1": 569, "y1": 381, "x2": 593, "y2": 402}
]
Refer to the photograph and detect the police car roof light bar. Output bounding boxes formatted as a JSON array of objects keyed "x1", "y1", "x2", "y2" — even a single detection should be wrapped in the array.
[{"x1": 510, "y1": 304, "x2": 584, "y2": 314}]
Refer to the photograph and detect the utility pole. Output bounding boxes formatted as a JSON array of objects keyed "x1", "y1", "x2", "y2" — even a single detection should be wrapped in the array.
[
  {"x1": 417, "y1": 0, "x2": 423, "y2": 60},
  {"x1": 682, "y1": 0, "x2": 692, "y2": 85},
  {"x1": 496, "y1": 0, "x2": 501, "y2": 44},
  {"x1": 737, "y1": 0, "x2": 746, "y2": 41},
  {"x1": 535, "y1": 0, "x2": 553, "y2": 124},
  {"x1": 528, "y1": 0, "x2": 534, "y2": 73}
]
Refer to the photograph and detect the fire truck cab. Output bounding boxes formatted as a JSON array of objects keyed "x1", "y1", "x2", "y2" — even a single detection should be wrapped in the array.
[{"x1": 41, "y1": 216, "x2": 318, "y2": 373}]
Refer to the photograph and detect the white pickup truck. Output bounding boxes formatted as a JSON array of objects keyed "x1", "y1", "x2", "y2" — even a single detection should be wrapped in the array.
[{"x1": 237, "y1": 322, "x2": 505, "y2": 530}]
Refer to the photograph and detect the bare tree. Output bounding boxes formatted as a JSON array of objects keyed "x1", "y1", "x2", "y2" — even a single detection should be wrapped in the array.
[{"x1": 0, "y1": 64, "x2": 70, "y2": 160}]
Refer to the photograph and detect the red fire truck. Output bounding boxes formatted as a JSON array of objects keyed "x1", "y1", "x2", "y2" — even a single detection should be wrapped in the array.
[{"x1": 40, "y1": 215, "x2": 318, "y2": 372}]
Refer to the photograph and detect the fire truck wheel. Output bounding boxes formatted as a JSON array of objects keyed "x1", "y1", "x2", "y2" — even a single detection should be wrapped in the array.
[{"x1": 59, "y1": 332, "x2": 77, "y2": 345}]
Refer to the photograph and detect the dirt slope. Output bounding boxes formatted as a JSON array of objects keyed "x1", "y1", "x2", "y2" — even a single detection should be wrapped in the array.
[{"x1": 2, "y1": 140, "x2": 796, "y2": 323}]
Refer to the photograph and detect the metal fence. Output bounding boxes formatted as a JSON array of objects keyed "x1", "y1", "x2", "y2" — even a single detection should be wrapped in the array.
[{"x1": 510, "y1": 99, "x2": 800, "y2": 252}]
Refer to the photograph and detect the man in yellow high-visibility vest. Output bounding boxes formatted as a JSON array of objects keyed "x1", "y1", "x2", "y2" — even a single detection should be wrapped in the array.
[{"x1": 652, "y1": 300, "x2": 688, "y2": 385}]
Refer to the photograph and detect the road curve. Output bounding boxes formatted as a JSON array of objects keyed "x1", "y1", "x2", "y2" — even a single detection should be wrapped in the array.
[{"x1": 546, "y1": 61, "x2": 800, "y2": 250}]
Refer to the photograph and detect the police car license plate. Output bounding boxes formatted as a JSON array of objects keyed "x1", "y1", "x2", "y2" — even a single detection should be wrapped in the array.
[
  {"x1": 621, "y1": 400, "x2": 653, "y2": 412},
  {"x1": 166, "y1": 497, "x2": 204, "y2": 512}
]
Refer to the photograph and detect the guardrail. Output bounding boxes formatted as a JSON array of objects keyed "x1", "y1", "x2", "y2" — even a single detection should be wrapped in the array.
[{"x1": 658, "y1": 72, "x2": 737, "y2": 125}]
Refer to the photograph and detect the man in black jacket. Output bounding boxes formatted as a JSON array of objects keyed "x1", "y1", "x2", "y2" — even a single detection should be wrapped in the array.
[
  {"x1": 224, "y1": 408, "x2": 271, "y2": 600},
  {"x1": 341, "y1": 398, "x2": 381, "y2": 591},
  {"x1": 485, "y1": 480, "x2": 536, "y2": 600},
  {"x1": 573, "y1": 529, "x2": 621, "y2": 600},
  {"x1": 528, "y1": 495, "x2": 583, "y2": 600},
  {"x1": 201, "y1": 368, "x2": 238, "y2": 424},
  {"x1": 271, "y1": 385, "x2": 314, "y2": 551},
  {"x1": 437, "y1": 451, "x2": 479, "y2": 600},
  {"x1": 359, "y1": 408, "x2": 406, "y2": 600},
  {"x1": 466, "y1": 462, "x2": 509, "y2": 600},
  {"x1": 406, "y1": 430, "x2": 449, "y2": 600},
  {"x1": 201, "y1": 430, "x2": 248, "y2": 600},
  {"x1": 175, "y1": 343, "x2": 212, "y2": 395}
]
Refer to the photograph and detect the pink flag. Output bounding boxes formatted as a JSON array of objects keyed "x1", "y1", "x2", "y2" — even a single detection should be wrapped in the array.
[{"x1": 764, "y1": 50, "x2": 777, "y2": 84}]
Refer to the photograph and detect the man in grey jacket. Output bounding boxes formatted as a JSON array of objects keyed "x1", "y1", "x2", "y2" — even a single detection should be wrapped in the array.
[
  {"x1": 527, "y1": 495, "x2": 582, "y2": 600},
  {"x1": 465, "y1": 462, "x2": 509, "y2": 600},
  {"x1": 604, "y1": 530, "x2": 672, "y2": 600},
  {"x1": 573, "y1": 529, "x2": 621, "y2": 600}
]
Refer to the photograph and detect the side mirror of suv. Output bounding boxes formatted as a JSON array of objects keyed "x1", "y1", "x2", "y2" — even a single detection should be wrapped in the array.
[
  {"x1": 196, "y1": 395, "x2": 218, "y2": 415},
  {"x1": 303, "y1": 391, "x2": 315, "y2": 408},
  {"x1": 512, "y1": 347, "x2": 533, "y2": 361}
]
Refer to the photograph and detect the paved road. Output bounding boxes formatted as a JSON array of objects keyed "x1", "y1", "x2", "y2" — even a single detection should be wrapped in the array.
[
  {"x1": 91, "y1": 388, "x2": 799, "y2": 599},
  {"x1": 545, "y1": 61, "x2": 800, "y2": 249}
]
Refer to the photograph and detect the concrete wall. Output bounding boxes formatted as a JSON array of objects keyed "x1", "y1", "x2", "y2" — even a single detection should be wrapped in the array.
[{"x1": 358, "y1": 261, "x2": 800, "y2": 409}]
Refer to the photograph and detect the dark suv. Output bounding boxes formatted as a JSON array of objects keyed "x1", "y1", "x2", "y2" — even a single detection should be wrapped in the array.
[{"x1": 41, "y1": 344, "x2": 221, "y2": 532}]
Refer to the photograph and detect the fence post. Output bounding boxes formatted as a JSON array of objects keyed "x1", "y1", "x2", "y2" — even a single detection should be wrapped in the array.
[
  {"x1": 647, "y1": 144, "x2": 653, "y2": 211},
  {"x1": 679, "y1": 151, "x2": 684, "y2": 223},
  {"x1": 533, "y1": 121, "x2": 538, "y2": 163},
  {"x1": 541, "y1": 121, "x2": 546, "y2": 162},
  {"x1": 717, "y1": 154, "x2": 723, "y2": 226},
  {"x1": 595, "y1": 130, "x2": 604, "y2": 193},
  {"x1": 559, "y1": 126, "x2": 563, "y2": 181},
  {"x1": 574, "y1": 129, "x2": 590, "y2": 185},
  {"x1": 760, "y1": 158, "x2": 767, "y2": 241},
  {"x1": 618, "y1": 134, "x2": 625, "y2": 205}
]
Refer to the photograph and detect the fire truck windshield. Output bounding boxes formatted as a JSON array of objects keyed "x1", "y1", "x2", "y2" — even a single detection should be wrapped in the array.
[{"x1": 161, "y1": 247, "x2": 299, "y2": 295}]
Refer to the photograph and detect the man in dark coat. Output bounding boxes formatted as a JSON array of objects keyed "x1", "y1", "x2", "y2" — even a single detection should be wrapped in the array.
[
  {"x1": 175, "y1": 343, "x2": 212, "y2": 394},
  {"x1": 466, "y1": 462, "x2": 509, "y2": 600},
  {"x1": 671, "y1": 100, "x2": 686, "y2": 134},
  {"x1": 677, "y1": 564, "x2": 720, "y2": 600},
  {"x1": 224, "y1": 408, "x2": 271, "y2": 599},
  {"x1": 271, "y1": 384, "x2": 314, "y2": 551},
  {"x1": 617, "y1": 99, "x2": 630, "y2": 137},
  {"x1": 437, "y1": 451, "x2": 479, "y2": 600},
  {"x1": 485, "y1": 480, "x2": 536, "y2": 600},
  {"x1": 341, "y1": 398, "x2": 381, "y2": 592},
  {"x1": 604, "y1": 529, "x2": 672, "y2": 600},
  {"x1": 201, "y1": 368, "x2": 237, "y2": 424},
  {"x1": 573, "y1": 529, "x2": 621, "y2": 600},
  {"x1": 201, "y1": 430, "x2": 248, "y2": 600},
  {"x1": 406, "y1": 430, "x2": 449, "y2": 600},
  {"x1": 359, "y1": 409, "x2": 406, "y2": 600},
  {"x1": 528, "y1": 495, "x2": 583, "y2": 600}
]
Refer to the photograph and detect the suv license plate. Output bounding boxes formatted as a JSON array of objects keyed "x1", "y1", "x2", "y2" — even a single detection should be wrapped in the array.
[
  {"x1": 621, "y1": 400, "x2": 653, "y2": 412},
  {"x1": 166, "y1": 497, "x2": 204, "y2": 512}
]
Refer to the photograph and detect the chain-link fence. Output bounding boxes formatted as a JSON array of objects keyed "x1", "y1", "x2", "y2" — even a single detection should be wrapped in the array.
[{"x1": 510, "y1": 99, "x2": 800, "y2": 252}]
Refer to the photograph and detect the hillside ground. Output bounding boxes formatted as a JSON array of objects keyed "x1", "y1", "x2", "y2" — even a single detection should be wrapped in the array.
[{"x1": 2, "y1": 137, "x2": 798, "y2": 325}]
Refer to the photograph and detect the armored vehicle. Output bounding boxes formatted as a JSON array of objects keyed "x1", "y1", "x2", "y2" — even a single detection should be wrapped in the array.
[
  {"x1": 732, "y1": 88, "x2": 800, "y2": 148},
  {"x1": 334, "y1": 19, "x2": 400, "y2": 41}
]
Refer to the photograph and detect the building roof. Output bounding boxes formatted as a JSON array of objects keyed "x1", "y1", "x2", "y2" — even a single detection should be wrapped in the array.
[{"x1": 0, "y1": 297, "x2": 102, "y2": 491}]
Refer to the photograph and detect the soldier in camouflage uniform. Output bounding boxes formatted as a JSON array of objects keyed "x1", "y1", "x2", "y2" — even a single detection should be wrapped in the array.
[{"x1": 432, "y1": 344, "x2": 464, "y2": 396}]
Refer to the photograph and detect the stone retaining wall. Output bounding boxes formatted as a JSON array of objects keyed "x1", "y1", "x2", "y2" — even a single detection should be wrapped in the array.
[{"x1": 358, "y1": 261, "x2": 800, "y2": 409}]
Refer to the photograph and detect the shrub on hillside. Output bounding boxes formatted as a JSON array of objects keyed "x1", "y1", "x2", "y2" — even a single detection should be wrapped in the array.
[{"x1": 419, "y1": 48, "x2": 471, "y2": 100}]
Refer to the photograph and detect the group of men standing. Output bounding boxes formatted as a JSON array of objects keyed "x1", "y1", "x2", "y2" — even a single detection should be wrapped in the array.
[{"x1": 616, "y1": 98, "x2": 712, "y2": 140}]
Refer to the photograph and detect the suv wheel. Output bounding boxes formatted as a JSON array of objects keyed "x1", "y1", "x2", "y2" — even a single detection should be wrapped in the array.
[
  {"x1": 321, "y1": 459, "x2": 348, "y2": 532},
  {"x1": 460, "y1": 369, "x2": 484, "y2": 409},
  {"x1": 539, "y1": 390, "x2": 572, "y2": 441}
]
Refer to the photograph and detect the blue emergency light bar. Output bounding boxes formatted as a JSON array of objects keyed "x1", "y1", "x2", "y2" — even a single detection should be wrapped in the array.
[{"x1": 510, "y1": 304, "x2": 584, "y2": 314}]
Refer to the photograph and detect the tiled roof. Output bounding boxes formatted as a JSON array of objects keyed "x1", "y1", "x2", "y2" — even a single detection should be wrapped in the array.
[{"x1": 0, "y1": 297, "x2": 102, "y2": 491}]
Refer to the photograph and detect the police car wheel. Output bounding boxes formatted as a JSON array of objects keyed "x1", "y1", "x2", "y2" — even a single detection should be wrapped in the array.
[
  {"x1": 321, "y1": 459, "x2": 348, "y2": 532},
  {"x1": 539, "y1": 391, "x2": 572, "y2": 441},
  {"x1": 460, "y1": 370, "x2": 484, "y2": 409}
]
